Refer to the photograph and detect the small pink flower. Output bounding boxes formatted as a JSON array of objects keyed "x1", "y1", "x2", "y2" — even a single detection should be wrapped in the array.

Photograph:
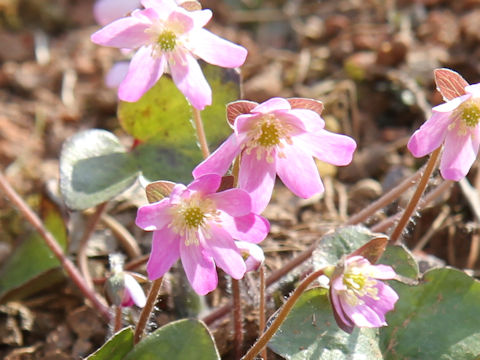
[
  {"x1": 135, "y1": 174, "x2": 269, "y2": 295},
  {"x1": 329, "y1": 256, "x2": 398, "y2": 333},
  {"x1": 408, "y1": 83, "x2": 480, "y2": 181},
  {"x1": 193, "y1": 97, "x2": 357, "y2": 213},
  {"x1": 91, "y1": 0, "x2": 248, "y2": 109},
  {"x1": 235, "y1": 241, "x2": 264, "y2": 272}
]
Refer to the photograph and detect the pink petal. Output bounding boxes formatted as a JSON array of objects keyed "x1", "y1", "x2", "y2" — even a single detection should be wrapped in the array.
[
  {"x1": 294, "y1": 129, "x2": 356, "y2": 166},
  {"x1": 361, "y1": 282, "x2": 398, "y2": 318},
  {"x1": 189, "y1": 9, "x2": 213, "y2": 28},
  {"x1": 466, "y1": 83, "x2": 480, "y2": 96},
  {"x1": 166, "y1": 9, "x2": 195, "y2": 34},
  {"x1": 287, "y1": 109, "x2": 325, "y2": 133},
  {"x1": 91, "y1": 11, "x2": 151, "y2": 48},
  {"x1": 135, "y1": 198, "x2": 171, "y2": 231},
  {"x1": 94, "y1": 0, "x2": 141, "y2": 26},
  {"x1": 141, "y1": 0, "x2": 176, "y2": 17},
  {"x1": 276, "y1": 145, "x2": 324, "y2": 198},
  {"x1": 124, "y1": 273, "x2": 147, "y2": 307},
  {"x1": 330, "y1": 279, "x2": 355, "y2": 333},
  {"x1": 440, "y1": 129, "x2": 479, "y2": 180},
  {"x1": 208, "y1": 188, "x2": 251, "y2": 216},
  {"x1": 118, "y1": 46, "x2": 165, "y2": 101},
  {"x1": 169, "y1": 51, "x2": 212, "y2": 110},
  {"x1": 192, "y1": 134, "x2": 242, "y2": 178},
  {"x1": 146, "y1": 229, "x2": 181, "y2": 280},
  {"x1": 219, "y1": 213, "x2": 270, "y2": 244},
  {"x1": 180, "y1": 241, "x2": 217, "y2": 295},
  {"x1": 342, "y1": 296, "x2": 386, "y2": 328},
  {"x1": 407, "y1": 112, "x2": 451, "y2": 158},
  {"x1": 188, "y1": 28, "x2": 247, "y2": 68},
  {"x1": 251, "y1": 97, "x2": 291, "y2": 114},
  {"x1": 187, "y1": 173, "x2": 221, "y2": 194},
  {"x1": 432, "y1": 93, "x2": 471, "y2": 113},
  {"x1": 203, "y1": 225, "x2": 246, "y2": 279},
  {"x1": 235, "y1": 113, "x2": 262, "y2": 134},
  {"x1": 238, "y1": 152, "x2": 276, "y2": 213},
  {"x1": 105, "y1": 61, "x2": 130, "y2": 88},
  {"x1": 235, "y1": 241, "x2": 264, "y2": 272},
  {"x1": 369, "y1": 264, "x2": 397, "y2": 280}
]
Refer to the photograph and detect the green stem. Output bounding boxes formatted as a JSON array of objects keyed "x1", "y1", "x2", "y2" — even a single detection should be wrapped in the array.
[
  {"x1": 134, "y1": 277, "x2": 163, "y2": 344},
  {"x1": 0, "y1": 171, "x2": 111, "y2": 321},
  {"x1": 242, "y1": 269, "x2": 325, "y2": 360},
  {"x1": 389, "y1": 147, "x2": 441, "y2": 244},
  {"x1": 192, "y1": 107, "x2": 210, "y2": 158}
]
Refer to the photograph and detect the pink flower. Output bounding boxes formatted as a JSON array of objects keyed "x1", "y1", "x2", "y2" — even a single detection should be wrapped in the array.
[
  {"x1": 135, "y1": 174, "x2": 269, "y2": 295},
  {"x1": 193, "y1": 97, "x2": 357, "y2": 213},
  {"x1": 329, "y1": 256, "x2": 399, "y2": 333},
  {"x1": 235, "y1": 241, "x2": 264, "y2": 272},
  {"x1": 91, "y1": 0, "x2": 248, "y2": 109},
  {"x1": 408, "y1": 84, "x2": 480, "y2": 181},
  {"x1": 105, "y1": 254, "x2": 147, "y2": 308}
]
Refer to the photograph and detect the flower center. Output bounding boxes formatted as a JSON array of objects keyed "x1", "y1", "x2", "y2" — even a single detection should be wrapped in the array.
[
  {"x1": 169, "y1": 195, "x2": 219, "y2": 246},
  {"x1": 342, "y1": 268, "x2": 379, "y2": 306},
  {"x1": 460, "y1": 101, "x2": 480, "y2": 128},
  {"x1": 157, "y1": 30, "x2": 177, "y2": 52},
  {"x1": 242, "y1": 114, "x2": 293, "y2": 163}
]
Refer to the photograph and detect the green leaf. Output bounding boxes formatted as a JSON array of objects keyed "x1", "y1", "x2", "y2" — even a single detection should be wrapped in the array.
[
  {"x1": 268, "y1": 288, "x2": 383, "y2": 359},
  {"x1": 118, "y1": 65, "x2": 239, "y2": 183},
  {"x1": 380, "y1": 268, "x2": 480, "y2": 360},
  {"x1": 124, "y1": 319, "x2": 219, "y2": 360},
  {"x1": 60, "y1": 129, "x2": 139, "y2": 210},
  {"x1": 0, "y1": 200, "x2": 68, "y2": 302},
  {"x1": 312, "y1": 226, "x2": 388, "y2": 269},
  {"x1": 86, "y1": 327, "x2": 134, "y2": 360}
]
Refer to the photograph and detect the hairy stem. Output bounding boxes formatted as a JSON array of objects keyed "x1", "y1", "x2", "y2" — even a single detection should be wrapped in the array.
[
  {"x1": 114, "y1": 306, "x2": 123, "y2": 333},
  {"x1": 259, "y1": 265, "x2": 267, "y2": 360},
  {"x1": 232, "y1": 279, "x2": 244, "y2": 359},
  {"x1": 389, "y1": 147, "x2": 441, "y2": 243},
  {"x1": 192, "y1": 107, "x2": 210, "y2": 158},
  {"x1": 0, "y1": 171, "x2": 111, "y2": 321},
  {"x1": 242, "y1": 269, "x2": 325, "y2": 360},
  {"x1": 134, "y1": 277, "x2": 163, "y2": 344}
]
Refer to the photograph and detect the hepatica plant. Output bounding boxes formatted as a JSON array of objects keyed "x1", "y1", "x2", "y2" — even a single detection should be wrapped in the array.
[{"x1": 2, "y1": 0, "x2": 478, "y2": 358}]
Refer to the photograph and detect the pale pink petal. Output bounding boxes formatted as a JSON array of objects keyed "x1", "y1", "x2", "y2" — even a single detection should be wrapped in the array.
[
  {"x1": 407, "y1": 112, "x2": 451, "y2": 158},
  {"x1": 94, "y1": 0, "x2": 141, "y2": 26},
  {"x1": 203, "y1": 225, "x2": 246, "y2": 279},
  {"x1": 135, "y1": 198, "x2": 171, "y2": 231},
  {"x1": 105, "y1": 61, "x2": 130, "y2": 88},
  {"x1": 187, "y1": 173, "x2": 221, "y2": 194},
  {"x1": 180, "y1": 241, "x2": 217, "y2": 295},
  {"x1": 361, "y1": 282, "x2": 398, "y2": 318},
  {"x1": 91, "y1": 12, "x2": 151, "y2": 48},
  {"x1": 169, "y1": 51, "x2": 212, "y2": 110},
  {"x1": 235, "y1": 241, "x2": 264, "y2": 272},
  {"x1": 466, "y1": 83, "x2": 480, "y2": 96},
  {"x1": 238, "y1": 152, "x2": 276, "y2": 213},
  {"x1": 166, "y1": 9, "x2": 195, "y2": 33},
  {"x1": 235, "y1": 113, "x2": 263, "y2": 134},
  {"x1": 192, "y1": 134, "x2": 242, "y2": 178},
  {"x1": 188, "y1": 28, "x2": 247, "y2": 68},
  {"x1": 287, "y1": 109, "x2": 325, "y2": 132},
  {"x1": 276, "y1": 145, "x2": 324, "y2": 198},
  {"x1": 118, "y1": 46, "x2": 165, "y2": 101},
  {"x1": 368, "y1": 264, "x2": 397, "y2": 280},
  {"x1": 146, "y1": 229, "x2": 181, "y2": 280},
  {"x1": 141, "y1": 0, "x2": 176, "y2": 17},
  {"x1": 251, "y1": 97, "x2": 291, "y2": 114},
  {"x1": 432, "y1": 93, "x2": 471, "y2": 113},
  {"x1": 189, "y1": 9, "x2": 213, "y2": 28},
  {"x1": 294, "y1": 130, "x2": 356, "y2": 166},
  {"x1": 124, "y1": 273, "x2": 146, "y2": 307},
  {"x1": 208, "y1": 188, "x2": 251, "y2": 216},
  {"x1": 219, "y1": 213, "x2": 270, "y2": 244},
  {"x1": 440, "y1": 130, "x2": 479, "y2": 180}
]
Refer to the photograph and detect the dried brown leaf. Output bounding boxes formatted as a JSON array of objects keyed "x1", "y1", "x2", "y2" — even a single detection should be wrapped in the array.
[
  {"x1": 226, "y1": 100, "x2": 257, "y2": 126},
  {"x1": 434, "y1": 68, "x2": 469, "y2": 101},
  {"x1": 146, "y1": 181, "x2": 175, "y2": 203},
  {"x1": 287, "y1": 98, "x2": 324, "y2": 115}
]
